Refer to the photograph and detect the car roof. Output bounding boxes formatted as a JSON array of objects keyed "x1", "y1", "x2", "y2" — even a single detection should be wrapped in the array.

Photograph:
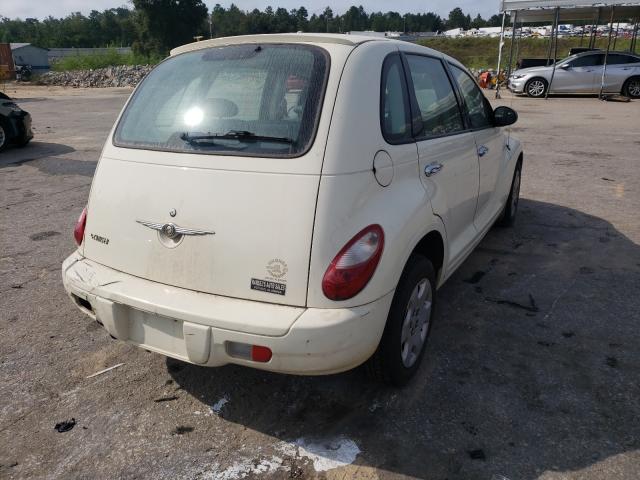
[
  {"x1": 169, "y1": 33, "x2": 467, "y2": 75},
  {"x1": 575, "y1": 50, "x2": 639, "y2": 57},
  {"x1": 170, "y1": 33, "x2": 449, "y2": 59},
  {"x1": 171, "y1": 33, "x2": 378, "y2": 56}
]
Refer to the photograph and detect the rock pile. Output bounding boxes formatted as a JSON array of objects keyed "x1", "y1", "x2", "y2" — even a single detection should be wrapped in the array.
[{"x1": 38, "y1": 65, "x2": 154, "y2": 88}]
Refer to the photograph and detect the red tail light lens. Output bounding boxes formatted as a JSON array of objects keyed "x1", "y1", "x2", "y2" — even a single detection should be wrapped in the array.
[
  {"x1": 74, "y1": 207, "x2": 87, "y2": 246},
  {"x1": 322, "y1": 224, "x2": 385, "y2": 301}
]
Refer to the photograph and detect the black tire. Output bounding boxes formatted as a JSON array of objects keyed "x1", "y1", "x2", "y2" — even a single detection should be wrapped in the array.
[
  {"x1": 622, "y1": 76, "x2": 640, "y2": 99},
  {"x1": 15, "y1": 136, "x2": 31, "y2": 148},
  {"x1": 525, "y1": 77, "x2": 548, "y2": 98},
  {"x1": 0, "y1": 120, "x2": 8, "y2": 153},
  {"x1": 367, "y1": 254, "x2": 436, "y2": 386},
  {"x1": 497, "y1": 160, "x2": 522, "y2": 227}
]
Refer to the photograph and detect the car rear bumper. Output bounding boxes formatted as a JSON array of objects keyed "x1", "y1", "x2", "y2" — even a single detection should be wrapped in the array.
[
  {"x1": 8, "y1": 111, "x2": 33, "y2": 143},
  {"x1": 62, "y1": 251, "x2": 393, "y2": 375}
]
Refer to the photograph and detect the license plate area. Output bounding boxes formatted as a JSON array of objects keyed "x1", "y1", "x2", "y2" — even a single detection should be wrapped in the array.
[{"x1": 128, "y1": 309, "x2": 189, "y2": 361}]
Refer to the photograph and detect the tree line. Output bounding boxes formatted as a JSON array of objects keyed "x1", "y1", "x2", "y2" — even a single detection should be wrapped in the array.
[{"x1": 0, "y1": 2, "x2": 503, "y2": 56}]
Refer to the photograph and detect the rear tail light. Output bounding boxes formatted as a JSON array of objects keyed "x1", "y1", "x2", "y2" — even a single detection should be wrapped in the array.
[
  {"x1": 322, "y1": 224, "x2": 385, "y2": 301},
  {"x1": 74, "y1": 207, "x2": 87, "y2": 246}
]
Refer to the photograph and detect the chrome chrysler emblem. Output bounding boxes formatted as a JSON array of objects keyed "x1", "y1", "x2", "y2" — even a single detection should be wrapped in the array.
[
  {"x1": 161, "y1": 223, "x2": 178, "y2": 239},
  {"x1": 136, "y1": 220, "x2": 215, "y2": 239}
]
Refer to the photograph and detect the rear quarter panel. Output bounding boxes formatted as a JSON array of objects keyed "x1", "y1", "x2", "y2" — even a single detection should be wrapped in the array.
[{"x1": 308, "y1": 41, "x2": 447, "y2": 309}]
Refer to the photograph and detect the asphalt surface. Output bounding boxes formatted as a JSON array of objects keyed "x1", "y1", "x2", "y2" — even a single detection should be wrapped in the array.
[{"x1": 1, "y1": 85, "x2": 639, "y2": 480}]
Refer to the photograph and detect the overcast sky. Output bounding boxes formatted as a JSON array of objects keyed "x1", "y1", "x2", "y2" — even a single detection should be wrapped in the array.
[{"x1": 3, "y1": 1, "x2": 499, "y2": 21}]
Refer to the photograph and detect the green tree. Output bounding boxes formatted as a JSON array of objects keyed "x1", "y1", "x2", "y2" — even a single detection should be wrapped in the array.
[
  {"x1": 132, "y1": 0, "x2": 208, "y2": 55},
  {"x1": 447, "y1": 7, "x2": 469, "y2": 29},
  {"x1": 470, "y1": 14, "x2": 487, "y2": 29},
  {"x1": 292, "y1": 7, "x2": 309, "y2": 32}
]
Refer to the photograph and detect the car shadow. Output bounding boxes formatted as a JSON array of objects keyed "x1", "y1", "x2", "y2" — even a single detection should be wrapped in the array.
[
  {"x1": 0, "y1": 142, "x2": 97, "y2": 177},
  {"x1": 168, "y1": 198, "x2": 640, "y2": 479}
]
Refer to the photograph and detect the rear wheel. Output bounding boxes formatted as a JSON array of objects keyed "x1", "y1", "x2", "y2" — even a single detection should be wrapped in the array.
[
  {"x1": 525, "y1": 78, "x2": 547, "y2": 98},
  {"x1": 498, "y1": 161, "x2": 522, "y2": 227},
  {"x1": 622, "y1": 77, "x2": 640, "y2": 99},
  {"x1": 367, "y1": 254, "x2": 436, "y2": 386}
]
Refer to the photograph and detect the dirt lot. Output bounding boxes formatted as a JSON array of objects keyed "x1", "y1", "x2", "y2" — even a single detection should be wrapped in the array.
[{"x1": 1, "y1": 83, "x2": 639, "y2": 480}]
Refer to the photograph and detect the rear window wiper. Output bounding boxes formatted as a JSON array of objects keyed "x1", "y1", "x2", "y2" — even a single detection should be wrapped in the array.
[{"x1": 181, "y1": 130, "x2": 294, "y2": 144}]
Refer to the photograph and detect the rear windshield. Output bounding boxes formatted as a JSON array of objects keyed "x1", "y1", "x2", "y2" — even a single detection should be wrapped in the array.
[{"x1": 114, "y1": 44, "x2": 329, "y2": 157}]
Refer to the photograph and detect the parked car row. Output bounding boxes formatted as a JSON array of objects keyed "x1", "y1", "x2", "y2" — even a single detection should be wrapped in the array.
[{"x1": 508, "y1": 50, "x2": 640, "y2": 98}]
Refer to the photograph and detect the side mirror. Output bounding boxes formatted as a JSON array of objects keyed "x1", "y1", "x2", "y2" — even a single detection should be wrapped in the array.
[
  {"x1": 560, "y1": 63, "x2": 571, "y2": 70},
  {"x1": 493, "y1": 106, "x2": 518, "y2": 127}
]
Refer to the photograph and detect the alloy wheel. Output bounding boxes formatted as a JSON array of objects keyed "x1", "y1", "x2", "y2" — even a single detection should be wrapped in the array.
[
  {"x1": 400, "y1": 278, "x2": 432, "y2": 368},
  {"x1": 628, "y1": 79, "x2": 640, "y2": 98},
  {"x1": 0, "y1": 125, "x2": 6, "y2": 149},
  {"x1": 528, "y1": 80, "x2": 546, "y2": 97}
]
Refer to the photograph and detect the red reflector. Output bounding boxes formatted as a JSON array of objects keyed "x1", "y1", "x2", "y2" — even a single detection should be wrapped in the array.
[
  {"x1": 74, "y1": 207, "x2": 87, "y2": 246},
  {"x1": 251, "y1": 345, "x2": 272, "y2": 363}
]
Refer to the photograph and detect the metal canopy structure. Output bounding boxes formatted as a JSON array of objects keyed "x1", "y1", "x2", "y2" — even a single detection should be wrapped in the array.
[
  {"x1": 495, "y1": 1, "x2": 640, "y2": 99},
  {"x1": 514, "y1": 4, "x2": 640, "y2": 21}
]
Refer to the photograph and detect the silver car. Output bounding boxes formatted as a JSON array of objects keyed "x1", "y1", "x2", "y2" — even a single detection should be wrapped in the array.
[{"x1": 509, "y1": 51, "x2": 640, "y2": 98}]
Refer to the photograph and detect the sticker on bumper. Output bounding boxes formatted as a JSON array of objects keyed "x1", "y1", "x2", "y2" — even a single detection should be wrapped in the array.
[{"x1": 251, "y1": 278, "x2": 286, "y2": 296}]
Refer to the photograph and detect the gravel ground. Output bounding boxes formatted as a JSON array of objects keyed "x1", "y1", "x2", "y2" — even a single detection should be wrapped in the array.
[{"x1": 1, "y1": 84, "x2": 639, "y2": 480}]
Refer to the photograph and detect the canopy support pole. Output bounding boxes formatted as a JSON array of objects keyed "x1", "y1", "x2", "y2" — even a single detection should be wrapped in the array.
[
  {"x1": 545, "y1": 7, "x2": 560, "y2": 100},
  {"x1": 514, "y1": 19, "x2": 523, "y2": 70},
  {"x1": 506, "y1": 10, "x2": 519, "y2": 80},
  {"x1": 599, "y1": 6, "x2": 616, "y2": 100},
  {"x1": 589, "y1": 8, "x2": 601, "y2": 49},
  {"x1": 495, "y1": 11, "x2": 507, "y2": 99},
  {"x1": 631, "y1": 18, "x2": 639, "y2": 54},
  {"x1": 546, "y1": 19, "x2": 555, "y2": 65}
]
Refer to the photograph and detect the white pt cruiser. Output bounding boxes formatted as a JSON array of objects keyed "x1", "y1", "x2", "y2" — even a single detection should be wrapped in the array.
[{"x1": 62, "y1": 34, "x2": 522, "y2": 385}]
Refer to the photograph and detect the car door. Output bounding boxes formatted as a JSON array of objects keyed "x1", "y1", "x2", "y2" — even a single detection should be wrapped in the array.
[
  {"x1": 402, "y1": 53, "x2": 480, "y2": 269},
  {"x1": 553, "y1": 53, "x2": 603, "y2": 93},
  {"x1": 602, "y1": 54, "x2": 640, "y2": 93},
  {"x1": 449, "y1": 64, "x2": 505, "y2": 233}
]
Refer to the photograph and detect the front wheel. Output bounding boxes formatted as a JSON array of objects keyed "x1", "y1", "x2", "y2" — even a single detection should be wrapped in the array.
[
  {"x1": 525, "y1": 78, "x2": 548, "y2": 98},
  {"x1": 367, "y1": 254, "x2": 436, "y2": 386},
  {"x1": 0, "y1": 122, "x2": 8, "y2": 153},
  {"x1": 622, "y1": 77, "x2": 640, "y2": 99}
]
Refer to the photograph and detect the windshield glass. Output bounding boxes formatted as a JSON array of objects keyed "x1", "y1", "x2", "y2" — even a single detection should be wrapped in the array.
[{"x1": 114, "y1": 44, "x2": 329, "y2": 157}]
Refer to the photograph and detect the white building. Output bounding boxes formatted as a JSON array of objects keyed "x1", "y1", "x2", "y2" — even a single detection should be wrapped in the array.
[{"x1": 444, "y1": 28, "x2": 464, "y2": 37}]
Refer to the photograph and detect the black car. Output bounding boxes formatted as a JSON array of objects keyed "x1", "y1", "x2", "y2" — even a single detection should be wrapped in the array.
[{"x1": 0, "y1": 92, "x2": 33, "y2": 152}]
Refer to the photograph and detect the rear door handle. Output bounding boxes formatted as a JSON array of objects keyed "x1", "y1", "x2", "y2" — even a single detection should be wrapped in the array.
[
  {"x1": 477, "y1": 145, "x2": 489, "y2": 157},
  {"x1": 424, "y1": 163, "x2": 443, "y2": 177}
]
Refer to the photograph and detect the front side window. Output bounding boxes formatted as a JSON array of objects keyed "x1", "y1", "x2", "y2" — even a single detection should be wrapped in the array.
[
  {"x1": 114, "y1": 44, "x2": 329, "y2": 157},
  {"x1": 405, "y1": 55, "x2": 464, "y2": 138},
  {"x1": 570, "y1": 54, "x2": 604, "y2": 67},
  {"x1": 380, "y1": 53, "x2": 412, "y2": 143},
  {"x1": 450, "y1": 64, "x2": 494, "y2": 130}
]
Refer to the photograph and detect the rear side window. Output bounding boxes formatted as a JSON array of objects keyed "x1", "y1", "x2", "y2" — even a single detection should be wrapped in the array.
[
  {"x1": 405, "y1": 55, "x2": 464, "y2": 138},
  {"x1": 380, "y1": 53, "x2": 412, "y2": 143},
  {"x1": 607, "y1": 54, "x2": 640, "y2": 65},
  {"x1": 114, "y1": 44, "x2": 329, "y2": 157},
  {"x1": 450, "y1": 65, "x2": 494, "y2": 130}
]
